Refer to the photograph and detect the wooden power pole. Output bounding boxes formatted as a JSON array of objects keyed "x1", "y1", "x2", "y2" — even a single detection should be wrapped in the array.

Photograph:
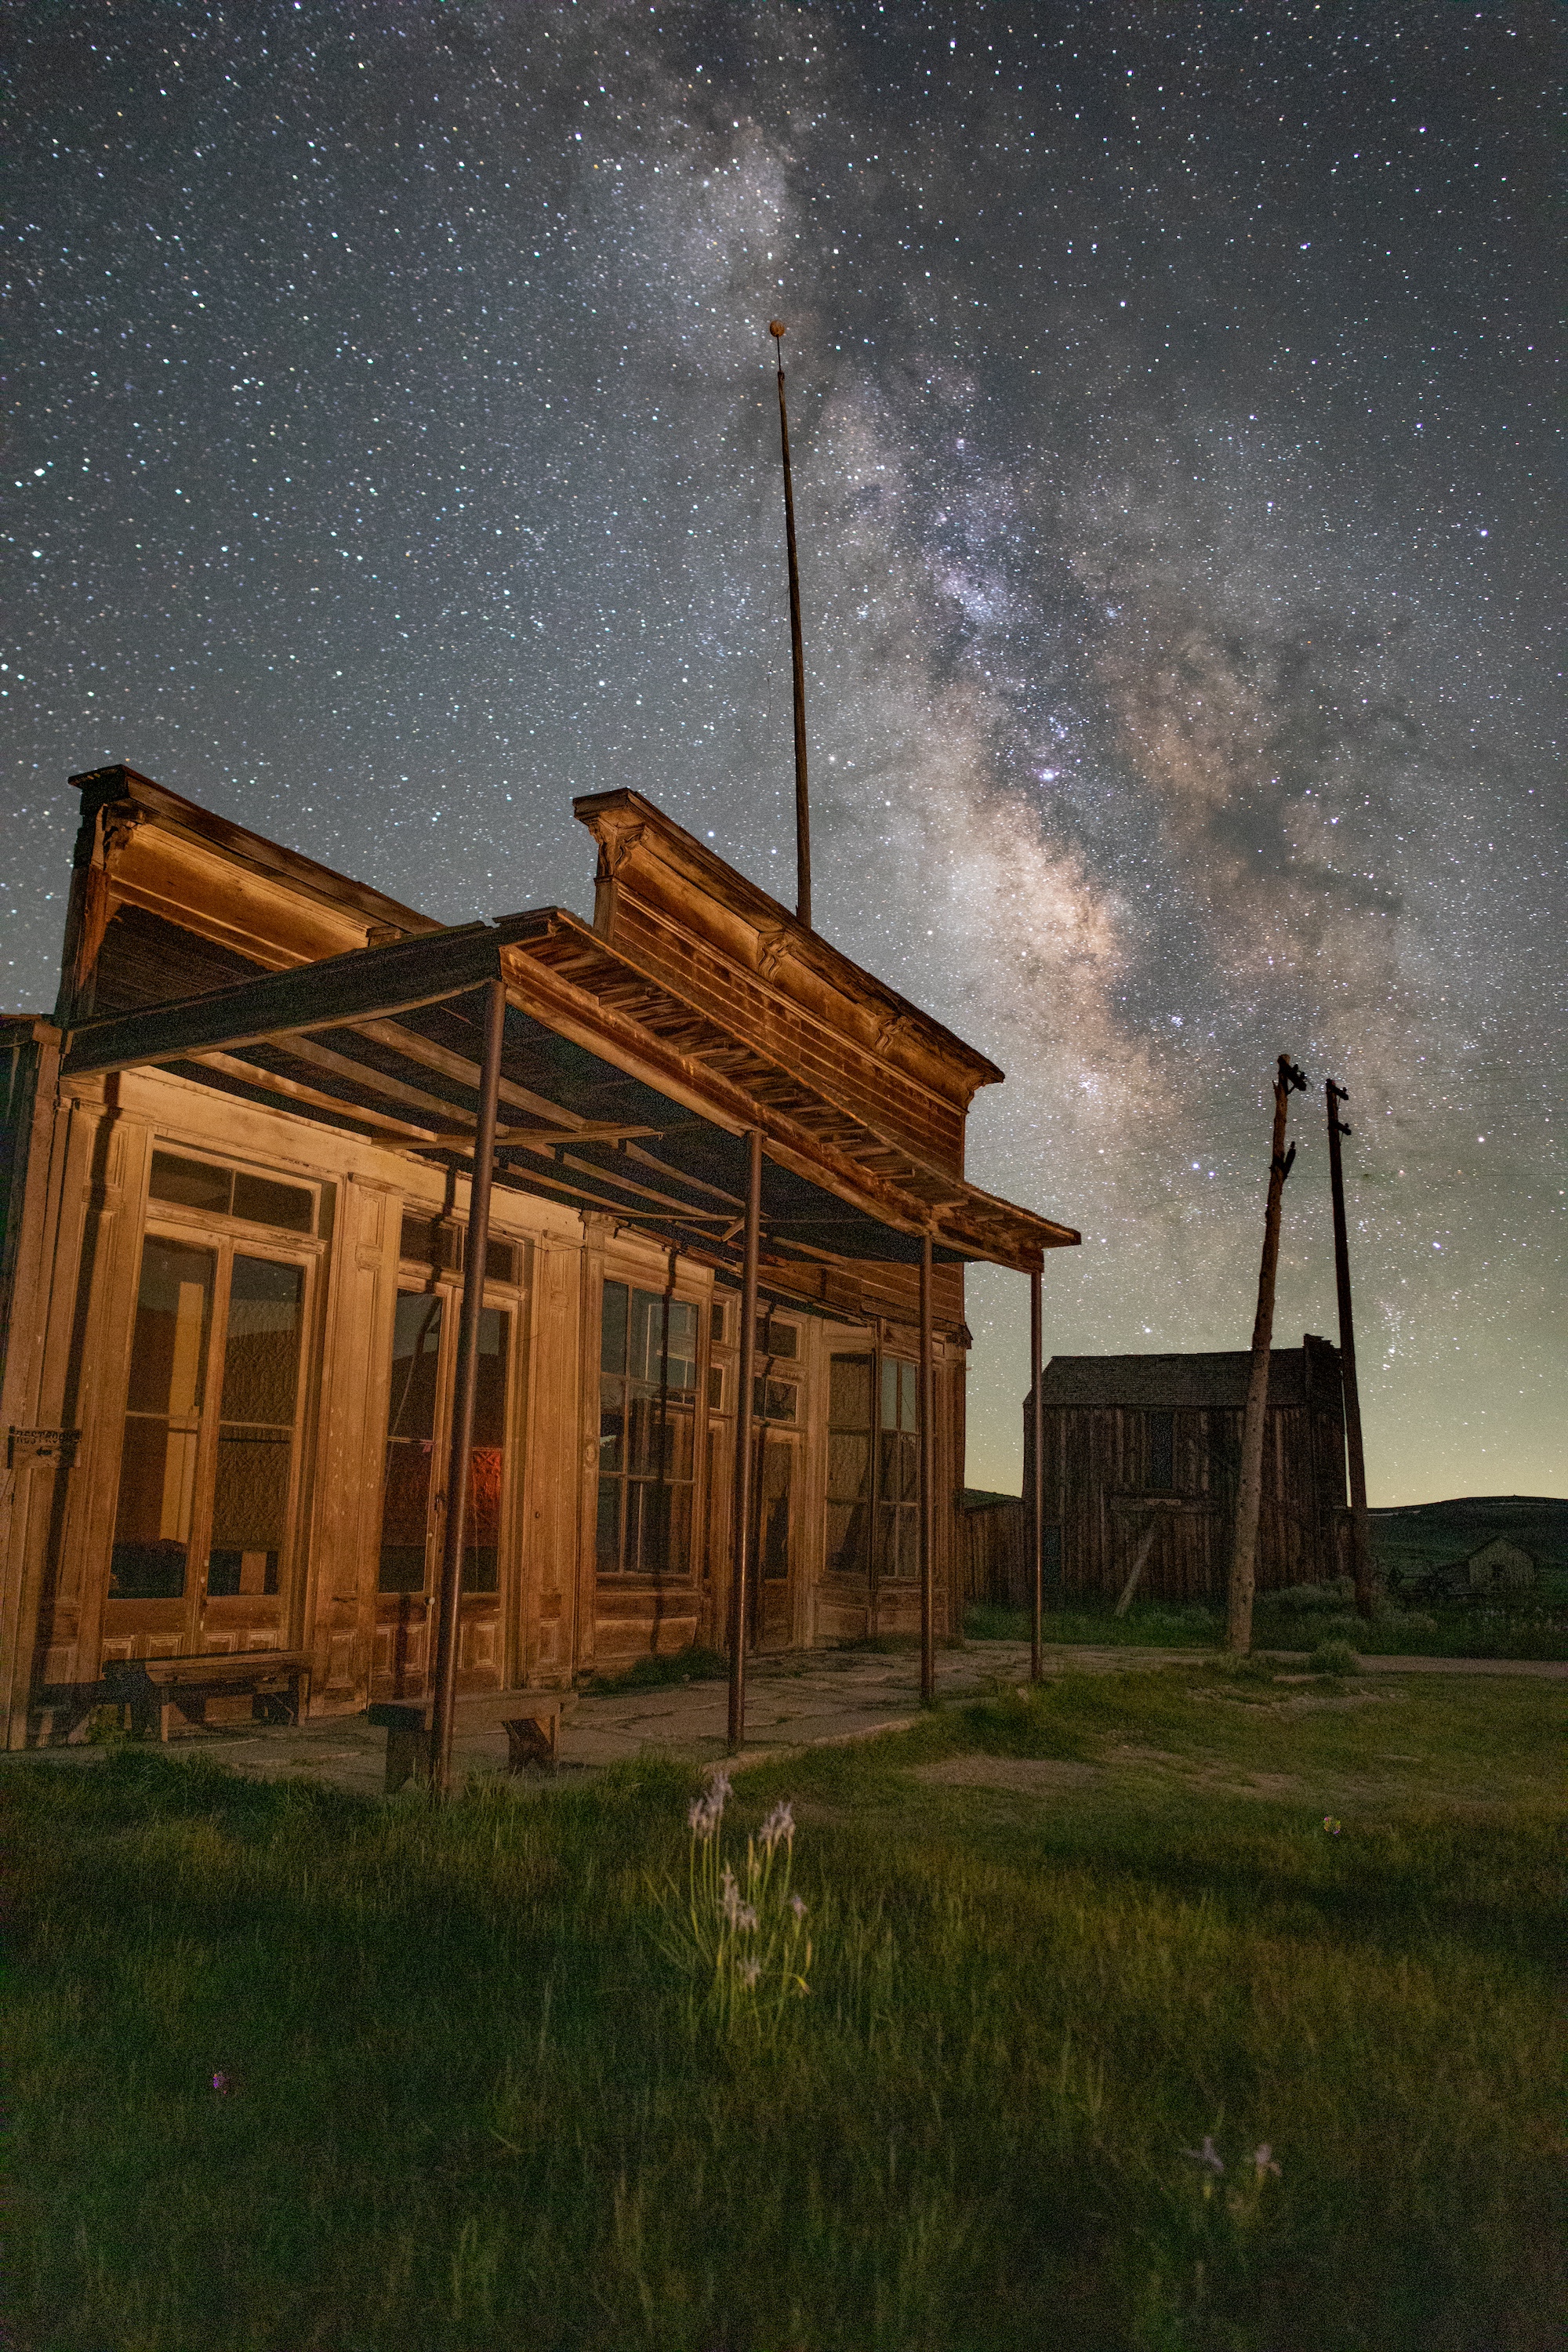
[
  {"x1": 1326, "y1": 1080, "x2": 1374, "y2": 1619},
  {"x1": 1225, "y1": 1054, "x2": 1308, "y2": 1655},
  {"x1": 769, "y1": 321, "x2": 812, "y2": 931}
]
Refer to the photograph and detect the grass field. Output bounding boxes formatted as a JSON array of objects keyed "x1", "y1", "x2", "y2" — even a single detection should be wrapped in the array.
[
  {"x1": 963, "y1": 1584, "x2": 1568, "y2": 1661},
  {"x1": 6, "y1": 1660, "x2": 1565, "y2": 2351}
]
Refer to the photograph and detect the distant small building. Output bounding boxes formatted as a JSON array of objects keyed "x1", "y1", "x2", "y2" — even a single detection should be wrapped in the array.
[
  {"x1": 1025, "y1": 1336, "x2": 1348, "y2": 1602},
  {"x1": 1418, "y1": 1535, "x2": 1537, "y2": 1603}
]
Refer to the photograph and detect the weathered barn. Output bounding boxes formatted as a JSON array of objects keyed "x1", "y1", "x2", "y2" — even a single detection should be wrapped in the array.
[
  {"x1": 1025, "y1": 1338, "x2": 1348, "y2": 1602},
  {"x1": 0, "y1": 764, "x2": 1077, "y2": 1747}
]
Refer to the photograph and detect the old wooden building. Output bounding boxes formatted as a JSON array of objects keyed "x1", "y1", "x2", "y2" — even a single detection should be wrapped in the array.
[
  {"x1": 0, "y1": 764, "x2": 1077, "y2": 1748},
  {"x1": 1026, "y1": 1338, "x2": 1349, "y2": 1602}
]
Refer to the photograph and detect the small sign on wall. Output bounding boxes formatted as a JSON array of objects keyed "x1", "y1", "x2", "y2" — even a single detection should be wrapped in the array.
[{"x1": 6, "y1": 1427, "x2": 81, "y2": 1471}]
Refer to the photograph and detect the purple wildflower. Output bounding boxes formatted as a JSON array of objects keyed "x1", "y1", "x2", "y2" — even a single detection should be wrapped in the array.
[{"x1": 1182, "y1": 2136, "x2": 1225, "y2": 2176}]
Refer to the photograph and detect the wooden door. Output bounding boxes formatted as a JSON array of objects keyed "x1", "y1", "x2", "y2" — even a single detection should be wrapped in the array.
[
  {"x1": 100, "y1": 1233, "x2": 311, "y2": 1666},
  {"x1": 372, "y1": 1288, "x2": 513, "y2": 1700}
]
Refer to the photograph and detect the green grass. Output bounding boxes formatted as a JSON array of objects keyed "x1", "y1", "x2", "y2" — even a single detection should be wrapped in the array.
[
  {"x1": 964, "y1": 1596, "x2": 1224, "y2": 1648},
  {"x1": 6, "y1": 1662, "x2": 1566, "y2": 2351},
  {"x1": 964, "y1": 1588, "x2": 1568, "y2": 1661}
]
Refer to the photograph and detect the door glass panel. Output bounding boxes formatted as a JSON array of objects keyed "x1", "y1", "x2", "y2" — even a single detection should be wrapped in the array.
[
  {"x1": 598, "y1": 1281, "x2": 698, "y2": 1573},
  {"x1": 379, "y1": 1293, "x2": 443, "y2": 1592},
  {"x1": 109, "y1": 1238, "x2": 216, "y2": 1599},
  {"x1": 759, "y1": 1437, "x2": 792, "y2": 1579},
  {"x1": 826, "y1": 1354, "x2": 873, "y2": 1577},
  {"x1": 877, "y1": 1358, "x2": 920, "y2": 1580},
  {"x1": 208, "y1": 1257, "x2": 304, "y2": 1598},
  {"x1": 462, "y1": 1308, "x2": 508, "y2": 1594}
]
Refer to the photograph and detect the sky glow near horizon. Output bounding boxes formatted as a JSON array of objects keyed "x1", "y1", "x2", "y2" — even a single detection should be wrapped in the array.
[{"x1": 4, "y1": 1, "x2": 1562, "y2": 1504}]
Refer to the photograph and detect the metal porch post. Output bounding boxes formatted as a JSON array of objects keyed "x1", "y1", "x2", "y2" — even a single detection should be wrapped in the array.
[
  {"x1": 430, "y1": 977, "x2": 507, "y2": 1799},
  {"x1": 1029, "y1": 1264, "x2": 1044, "y2": 1682},
  {"x1": 727, "y1": 1127, "x2": 763, "y2": 1751},
  {"x1": 919, "y1": 1231, "x2": 936, "y2": 1705}
]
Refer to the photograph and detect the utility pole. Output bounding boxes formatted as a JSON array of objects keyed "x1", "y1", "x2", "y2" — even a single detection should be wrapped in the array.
[
  {"x1": 1225, "y1": 1054, "x2": 1308, "y2": 1655},
  {"x1": 769, "y1": 321, "x2": 812, "y2": 931},
  {"x1": 1326, "y1": 1080, "x2": 1374, "y2": 1619}
]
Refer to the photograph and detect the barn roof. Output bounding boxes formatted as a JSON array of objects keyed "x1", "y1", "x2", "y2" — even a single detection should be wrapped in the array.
[{"x1": 1033, "y1": 1339, "x2": 1338, "y2": 1411}]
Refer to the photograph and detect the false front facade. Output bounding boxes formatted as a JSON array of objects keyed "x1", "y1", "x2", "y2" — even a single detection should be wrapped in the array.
[{"x1": 1, "y1": 767, "x2": 1076, "y2": 1744}]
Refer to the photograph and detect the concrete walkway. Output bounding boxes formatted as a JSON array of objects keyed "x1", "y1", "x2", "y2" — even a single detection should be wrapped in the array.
[{"x1": 18, "y1": 1639, "x2": 1562, "y2": 1798}]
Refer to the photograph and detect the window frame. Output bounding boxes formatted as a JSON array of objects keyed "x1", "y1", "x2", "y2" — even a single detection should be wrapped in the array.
[
  {"x1": 596, "y1": 1272, "x2": 707, "y2": 1580},
  {"x1": 106, "y1": 1203, "x2": 320, "y2": 1628}
]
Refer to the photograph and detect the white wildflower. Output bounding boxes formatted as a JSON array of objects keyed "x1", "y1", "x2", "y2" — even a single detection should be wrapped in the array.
[
  {"x1": 1182, "y1": 2136, "x2": 1225, "y2": 2176},
  {"x1": 759, "y1": 1799, "x2": 795, "y2": 1853},
  {"x1": 789, "y1": 1893, "x2": 808, "y2": 1922}
]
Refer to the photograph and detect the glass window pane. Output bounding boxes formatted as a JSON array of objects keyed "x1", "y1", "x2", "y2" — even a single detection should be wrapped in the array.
[
  {"x1": 902, "y1": 1361, "x2": 920, "y2": 1433},
  {"x1": 596, "y1": 1476, "x2": 622, "y2": 1570},
  {"x1": 472, "y1": 1308, "x2": 509, "y2": 1447},
  {"x1": 827, "y1": 1497, "x2": 869, "y2": 1576},
  {"x1": 220, "y1": 1258, "x2": 304, "y2": 1425},
  {"x1": 231, "y1": 1171, "x2": 314, "y2": 1234},
  {"x1": 829, "y1": 1354, "x2": 873, "y2": 1433},
  {"x1": 599, "y1": 1375, "x2": 626, "y2": 1473},
  {"x1": 629, "y1": 1287, "x2": 660, "y2": 1384},
  {"x1": 666, "y1": 1299, "x2": 699, "y2": 1393},
  {"x1": 756, "y1": 1316, "x2": 798, "y2": 1360},
  {"x1": 754, "y1": 1377, "x2": 798, "y2": 1423},
  {"x1": 148, "y1": 1152, "x2": 230, "y2": 1214},
  {"x1": 880, "y1": 1357, "x2": 898, "y2": 1434},
  {"x1": 123, "y1": 1237, "x2": 216, "y2": 1417},
  {"x1": 760, "y1": 1439, "x2": 791, "y2": 1578},
  {"x1": 209, "y1": 1429, "x2": 290, "y2": 1592},
  {"x1": 379, "y1": 1292, "x2": 442, "y2": 1592},
  {"x1": 663, "y1": 1399, "x2": 695, "y2": 1483},
  {"x1": 628, "y1": 1386, "x2": 659, "y2": 1476},
  {"x1": 110, "y1": 1237, "x2": 216, "y2": 1600},
  {"x1": 463, "y1": 1308, "x2": 509, "y2": 1592},
  {"x1": 601, "y1": 1279, "x2": 628, "y2": 1375},
  {"x1": 829, "y1": 1432, "x2": 872, "y2": 1506},
  {"x1": 484, "y1": 1234, "x2": 517, "y2": 1283}
]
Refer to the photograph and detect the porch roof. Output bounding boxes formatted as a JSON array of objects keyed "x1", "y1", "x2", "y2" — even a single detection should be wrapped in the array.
[{"x1": 60, "y1": 906, "x2": 1079, "y2": 1282}]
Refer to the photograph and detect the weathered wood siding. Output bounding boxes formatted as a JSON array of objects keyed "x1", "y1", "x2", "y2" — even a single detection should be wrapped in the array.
[
  {"x1": 1035, "y1": 1385, "x2": 1346, "y2": 1601},
  {"x1": 960, "y1": 1498, "x2": 1027, "y2": 1608}
]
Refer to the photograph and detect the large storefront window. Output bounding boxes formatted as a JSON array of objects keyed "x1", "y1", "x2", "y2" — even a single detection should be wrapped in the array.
[
  {"x1": 108, "y1": 1234, "x2": 308, "y2": 1607},
  {"x1": 826, "y1": 1350, "x2": 919, "y2": 1582},
  {"x1": 597, "y1": 1281, "x2": 699, "y2": 1573}
]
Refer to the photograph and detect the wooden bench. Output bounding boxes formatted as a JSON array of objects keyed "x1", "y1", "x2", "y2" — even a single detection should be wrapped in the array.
[
  {"x1": 366, "y1": 1688, "x2": 577, "y2": 1794},
  {"x1": 102, "y1": 1651, "x2": 313, "y2": 1742}
]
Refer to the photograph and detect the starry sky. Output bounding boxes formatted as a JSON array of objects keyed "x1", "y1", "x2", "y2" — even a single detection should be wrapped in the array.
[{"x1": 5, "y1": 1, "x2": 1562, "y2": 1504}]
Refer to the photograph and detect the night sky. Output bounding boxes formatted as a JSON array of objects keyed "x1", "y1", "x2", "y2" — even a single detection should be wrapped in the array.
[{"x1": 5, "y1": 2, "x2": 1561, "y2": 1503}]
